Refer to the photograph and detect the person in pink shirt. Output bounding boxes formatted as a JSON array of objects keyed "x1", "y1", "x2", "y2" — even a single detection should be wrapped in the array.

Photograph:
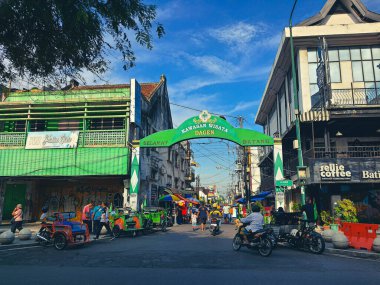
[
  {"x1": 82, "y1": 202, "x2": 94, "y2": 233},
  {"x1": 11, "y1": 204, "x2": 23, "y2": 233}
]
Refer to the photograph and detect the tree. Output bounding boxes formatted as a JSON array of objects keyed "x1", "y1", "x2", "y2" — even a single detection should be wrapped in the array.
[{"x1": 0, "y1": 0, "x2": 164, "y2": 85}]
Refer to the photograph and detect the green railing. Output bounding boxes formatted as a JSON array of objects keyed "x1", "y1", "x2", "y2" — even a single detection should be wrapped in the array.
[{"x1": 0, "y1": 130, "x2": 126, "y2": 148}]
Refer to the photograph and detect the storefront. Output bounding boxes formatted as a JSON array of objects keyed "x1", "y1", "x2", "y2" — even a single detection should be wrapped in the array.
[{"x1": 308, "y1": 158, "x2": 380, "y2": 223}]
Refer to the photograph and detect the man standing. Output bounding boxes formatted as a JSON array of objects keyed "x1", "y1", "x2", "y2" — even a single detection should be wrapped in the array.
[
  {"x1": 301, "y1": 198, "x2": 316, "y2": 226},
  {"x1": 82, "y1": 201, "x2": 94, "y2": 233},
  {"x1": 92, "y1": 201, "x2": 103, "y2": 235},
  {"x1": 222, "y1": 204, "x2": 230, "y2": 224},
  {"x1": 11, "y1": 204, "x2": 23, "y2": 233}
]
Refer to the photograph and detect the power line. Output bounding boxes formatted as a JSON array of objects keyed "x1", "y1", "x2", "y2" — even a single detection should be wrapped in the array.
[{"x1": 170, "y1": 102, "x2": 240, "y2": 119}]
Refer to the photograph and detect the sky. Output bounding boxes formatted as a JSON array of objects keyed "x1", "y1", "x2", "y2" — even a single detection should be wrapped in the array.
[{"x1": 86, "y1": 0, "x2": 380, "y2": 195}]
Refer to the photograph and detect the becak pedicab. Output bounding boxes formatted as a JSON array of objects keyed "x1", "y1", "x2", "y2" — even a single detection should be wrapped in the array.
[
  {"x1": 143, "y1": 206, "x2": 168, "y2": 232},
  {"x1": 36, "y1": 212, "x2": 90, "y2": 250},
  {"x1": 109, "y1": 207, "x2": 146, "y2": 238}
]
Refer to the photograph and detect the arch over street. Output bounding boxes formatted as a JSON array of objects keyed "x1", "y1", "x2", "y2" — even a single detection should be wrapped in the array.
[{"x1": 140, "y1": 110, "x2": 274, "y2": 148}]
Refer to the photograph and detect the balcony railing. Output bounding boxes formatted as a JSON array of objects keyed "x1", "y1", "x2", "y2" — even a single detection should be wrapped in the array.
[
  {"x1": 313, "y1": 145, "x2": 380, "y2": 159},
  {"x1": 330, "y1": 88, "x2": 380, "y2": 106},
  {"x1": 0, "y1": 130, "x2": 126, "y2": 148}
]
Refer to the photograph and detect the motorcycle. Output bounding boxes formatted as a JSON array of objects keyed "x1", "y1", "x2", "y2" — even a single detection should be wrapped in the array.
[
  {"x1": 285, "y1": 220, "x2": 325, "y2": 254},
  {"x1": 232, "y1": 222, "x2": 273, "y2": 257},
  {"x1": 209, "y1": 217, "x2": 220, "y2": 236}
]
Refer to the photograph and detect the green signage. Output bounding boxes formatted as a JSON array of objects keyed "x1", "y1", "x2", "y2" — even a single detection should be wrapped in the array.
[
  {"x1": 140, "y1": 110, "x2": 274, "y2": 147},
  {"x1": 276, "y1": 180, "x2": 293, "y2": 187}
]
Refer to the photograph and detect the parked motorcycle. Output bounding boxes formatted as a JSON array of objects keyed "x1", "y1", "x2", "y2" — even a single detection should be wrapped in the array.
[
  {"x1": 232, "y1": 222, "x2": 273, "y2": 257},
  {"x1": 285, "y1": 220, "x2": 325, "y2": 254},
  {"x1": 209, "y1": 217, "x2": 220, "y2": 236}
]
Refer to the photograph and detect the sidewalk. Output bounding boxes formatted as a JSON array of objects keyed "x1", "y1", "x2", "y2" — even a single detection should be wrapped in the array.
[
  {"x1": 324, "y1": 242, "x2": 380, "y2": 260},
  {"x1": 0, "y1": 222, "x2": 111, "y2": 251}
]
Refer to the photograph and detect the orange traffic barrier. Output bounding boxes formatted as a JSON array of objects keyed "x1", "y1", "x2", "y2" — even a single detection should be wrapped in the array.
[{"x1": 342, "y1": 222, "x2": 379, "y2": 251}]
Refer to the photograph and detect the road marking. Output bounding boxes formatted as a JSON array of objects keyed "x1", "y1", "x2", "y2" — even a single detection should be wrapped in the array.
[{"x1": 0, "y1": 245, "x2": 42, "y2": 252}]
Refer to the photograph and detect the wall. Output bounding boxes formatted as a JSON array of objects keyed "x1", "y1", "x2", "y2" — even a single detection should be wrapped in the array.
[{"x1": 31, "y1": 178, "x2": 124, "y2": 221}]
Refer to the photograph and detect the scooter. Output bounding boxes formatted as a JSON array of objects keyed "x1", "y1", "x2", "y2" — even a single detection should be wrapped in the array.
[
  {"x1": 209, "y1": 217, "x2": 220, "y2": 236},
  {"x1": 232, "y1": 222, "x2": 273, "y2": 257}
]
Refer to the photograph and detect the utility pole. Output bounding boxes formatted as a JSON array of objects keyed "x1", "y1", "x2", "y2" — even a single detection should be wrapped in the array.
[{"x1": 236, "y1": 117, "x2": 251, "y2": 211}]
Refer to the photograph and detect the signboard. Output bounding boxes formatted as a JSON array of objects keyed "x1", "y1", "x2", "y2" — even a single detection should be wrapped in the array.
[
  {"x1": 130, "y1": 78, "x2": 142, "y2": 127},
  {"x1": 276, "y1": 191, "x2": 285, "y2": 208},
  {"x1": 310, "y1": 158, "x2": 380, "y2": 183},
  {"x1": 276, "y1": 180, "x2": 293, "y2": 187},
  {"x1": 25, "y1": 131, "x2": 79, "y2": 149},
  {"x1": 140, "y1": 110, "x2": 274, "y2": 148},
  {"x1": 129, "y1": 141, "x2": 140, "y2": 211}
]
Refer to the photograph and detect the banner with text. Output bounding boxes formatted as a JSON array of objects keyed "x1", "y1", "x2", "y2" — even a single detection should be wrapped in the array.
[{"x1": 25, "y1": 131, "x2": 79, "y2": 149}]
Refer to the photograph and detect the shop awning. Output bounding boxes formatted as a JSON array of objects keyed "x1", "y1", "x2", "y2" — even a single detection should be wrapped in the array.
[{"x1": 235, "y1": 191, "x2": 273, "y2": 204}]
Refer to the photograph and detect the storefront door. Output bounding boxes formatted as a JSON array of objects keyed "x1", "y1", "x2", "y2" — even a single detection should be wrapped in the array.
[{"x1": 2, "y1": 184, "x2": 26, "y2": 220}]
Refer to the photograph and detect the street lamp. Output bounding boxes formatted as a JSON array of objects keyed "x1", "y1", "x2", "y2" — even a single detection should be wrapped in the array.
[{"x1": 289, "y1": 0, "x2": 306, "y2": 205}]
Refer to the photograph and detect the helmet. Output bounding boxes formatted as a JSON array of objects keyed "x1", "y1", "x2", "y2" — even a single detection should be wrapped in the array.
[{"x1": 251, "y1": 204, "x2": 261, "y2": 213}]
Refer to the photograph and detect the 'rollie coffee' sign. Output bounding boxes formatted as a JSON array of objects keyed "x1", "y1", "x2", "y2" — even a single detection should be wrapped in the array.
[
  {"x1": 320, "y1": 164, "x2": 352, "y2": 181},
  {"x1": 311, "y1": 158, "x2": 380, "y2": 183}
]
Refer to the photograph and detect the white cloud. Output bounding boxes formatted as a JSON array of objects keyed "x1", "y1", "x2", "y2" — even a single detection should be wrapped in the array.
[
  {"x1": 208, "y1": 22, "x2": 265, "y2": 48},
  {"x1": 226, "y1": 100, "x2": 261, "y2": 114},
  {"x1": 183, "y1": 54, "x2": 238, "y2": 76}
]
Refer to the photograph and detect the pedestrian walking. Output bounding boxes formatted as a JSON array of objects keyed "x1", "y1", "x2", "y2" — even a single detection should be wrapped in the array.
[
  {"x1": 94, "y1": 202, "x2": 114, "y2": 239},
  {"x1": 191, "y1": 210, "x2": 198, "y2": 231},
  {"x1": 228, "y1": 206, "x2": 233, "y2": 223},
  {"x1": 11, "y1": 204, "x2": 23, "y2": 233},
  {"x1": 197, "y1": 202, "x2": 209, "y2": 232},
  {"x1": 82, "y1": 201, "x2": 94, "y2": 233},
  {"x1": 92, "y1": 201, "x2": 103, "y2": 235}
]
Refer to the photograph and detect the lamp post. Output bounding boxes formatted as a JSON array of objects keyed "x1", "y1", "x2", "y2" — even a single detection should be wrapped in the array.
[{"x1": 289, "y1": 0, "x2": 306, "y2": 205}]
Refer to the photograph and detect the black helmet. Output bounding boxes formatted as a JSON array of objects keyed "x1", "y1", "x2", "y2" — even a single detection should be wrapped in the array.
[
  {"x1": 42, "y1": 206, "x2": 49, "y2": 213},
  {"x1": 251, "y1": 204, "x2": 261, "y2": 213}
]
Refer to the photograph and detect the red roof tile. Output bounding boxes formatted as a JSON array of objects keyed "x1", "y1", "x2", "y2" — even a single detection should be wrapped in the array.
[{"x1": 72, "y1": 81, "x2": 162, "y2": 100}]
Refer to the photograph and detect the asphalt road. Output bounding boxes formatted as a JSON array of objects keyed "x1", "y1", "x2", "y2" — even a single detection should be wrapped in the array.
[{"x1": 0, "y1": 224, "x2": 379, "y2": 285}]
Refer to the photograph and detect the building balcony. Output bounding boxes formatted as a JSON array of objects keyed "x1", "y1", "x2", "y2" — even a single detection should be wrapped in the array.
[
  {"x1": 312, "y1": 88, "x2": 380, "y2": 110},
  {"x1": 0, "y1": 130, "x2": 126, "y2": 149},
  {"x1": 185, "y1": 169, "x2": 195, "y2": 182}
]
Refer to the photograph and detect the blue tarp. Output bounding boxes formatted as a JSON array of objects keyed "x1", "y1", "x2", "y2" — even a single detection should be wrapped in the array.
[{"x1": 235, "y1": 191, "x2": 272, "y2": 204}]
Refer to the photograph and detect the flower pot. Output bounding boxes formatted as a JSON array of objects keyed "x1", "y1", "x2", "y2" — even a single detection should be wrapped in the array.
[
  {"x1": 322, "y1": 229, "x2": 334, "y2": 242},
  {"x1": 330, "y1": 224, "x2": 339, "y2": 231},
  {"x1": 323, "y1": 225, "x2": 330, "y2": 230}
]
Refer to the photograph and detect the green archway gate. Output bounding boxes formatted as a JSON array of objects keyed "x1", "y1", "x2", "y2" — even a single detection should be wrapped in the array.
[{"x1": 129, "y1": 110, "x2": 274, "y2": 211}]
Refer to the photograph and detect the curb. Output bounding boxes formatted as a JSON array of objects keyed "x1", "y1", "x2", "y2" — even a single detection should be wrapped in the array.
[{"x1": 325, "y1": 247, "x2": 380, "y2": 260}]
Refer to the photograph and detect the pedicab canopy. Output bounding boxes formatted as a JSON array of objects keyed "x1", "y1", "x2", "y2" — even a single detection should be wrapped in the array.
[{"x1": 140, "y1": 110, "x2": 274, "y2": 147}]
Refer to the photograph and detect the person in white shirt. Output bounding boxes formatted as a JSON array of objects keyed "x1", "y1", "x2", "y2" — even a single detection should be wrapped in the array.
[
  {"x1": 94, "y1": 202, "x2": 114, "y2": 239},
  {"x1": 239, "y1": 204, "x2": 264, "y2": 244},
  {"x1": 222, "y1": 204, "x2": 230, "y2": 224}
]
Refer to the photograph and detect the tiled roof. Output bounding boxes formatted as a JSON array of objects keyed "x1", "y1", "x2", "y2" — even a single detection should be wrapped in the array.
[{"x1": 72, "y1": 82, "x2": 161, "y2": 100}]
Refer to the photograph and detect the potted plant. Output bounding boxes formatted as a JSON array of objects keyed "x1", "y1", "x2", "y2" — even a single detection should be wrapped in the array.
[
  {"x1": 334, "y1": 199, "x2": 358, "y2": 223},
  {"x1": 320, "y1": 210, "x2": 332, "y2": 230}
]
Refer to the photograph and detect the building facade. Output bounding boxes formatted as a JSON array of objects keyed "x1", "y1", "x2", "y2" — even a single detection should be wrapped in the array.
[
  {"x1": 0, "y1": 75, "x2": 192, "y2": 222},
  {"x1": 256, "y1": 0, "x2": 380, "y2": 223}
]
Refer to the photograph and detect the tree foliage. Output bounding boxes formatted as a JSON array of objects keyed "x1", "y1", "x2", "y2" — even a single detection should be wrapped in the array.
[{"x1": 0, "y1": 0, "x2": 164, "y2": 84}]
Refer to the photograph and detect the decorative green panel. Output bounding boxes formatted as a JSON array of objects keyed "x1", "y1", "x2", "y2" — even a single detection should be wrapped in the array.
[
  {"x1": 0, "y1": 147, "x2": 129, "y2": 176},
  {"x1": 4, "y1": 88, "x2": 130, "y2": 103}
]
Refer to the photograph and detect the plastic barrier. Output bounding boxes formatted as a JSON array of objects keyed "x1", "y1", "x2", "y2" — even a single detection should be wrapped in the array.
[{"x1": 342, "y1": 222, "x2": 379, "y2": 251}]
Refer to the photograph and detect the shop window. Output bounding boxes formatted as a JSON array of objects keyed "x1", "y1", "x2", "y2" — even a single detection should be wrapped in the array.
[
  {"x1": 14, "y1": 121, "x2": 26, "y2": 132},
  {"x1": 89, "y1": 118, "x2": 124, "y2": 130},
  {"x1": 29, "y1": 120, "x2": 46, "y2": 131},
  {"x1": 58, "y1": 119, "x2": 81, "y2": 131}
]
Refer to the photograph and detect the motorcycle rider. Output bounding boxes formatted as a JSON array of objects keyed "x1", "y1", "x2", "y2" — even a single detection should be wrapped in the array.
[
  {"x1": 238, "y1": 204, "x2": 264, "y2": 244},
  {"x1": 209, "y1": 204, "x2": 222, "y2": 231}
]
